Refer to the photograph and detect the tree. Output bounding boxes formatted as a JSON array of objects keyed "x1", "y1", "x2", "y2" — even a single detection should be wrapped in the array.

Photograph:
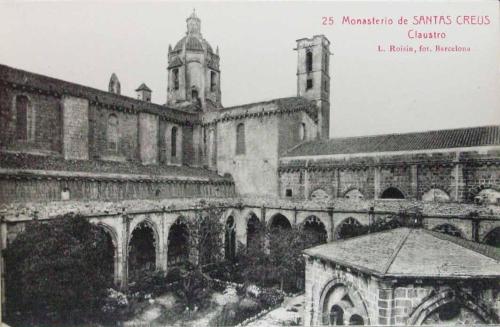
[
  {"x1": 185, "y1": 204, "x2": 225, "y2": 269},
  {"x1": 4, "y1": 214, "x2": 113, "y2": 325}
]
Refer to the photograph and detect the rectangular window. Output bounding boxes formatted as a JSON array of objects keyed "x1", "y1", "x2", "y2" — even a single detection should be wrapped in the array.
[
  {"x1": 285, "y1": 189, "x2": 293, "y2": 197},
  {"x1": 306, "y1": 79, "x2": 313, "y2": 90}
]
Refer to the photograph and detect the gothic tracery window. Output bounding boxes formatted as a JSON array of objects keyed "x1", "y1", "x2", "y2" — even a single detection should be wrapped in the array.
[{"x1": 210, "y1": 71, "x2": 217, "y2": 92}]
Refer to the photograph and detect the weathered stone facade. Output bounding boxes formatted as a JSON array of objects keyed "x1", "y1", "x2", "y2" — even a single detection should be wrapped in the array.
[{"x1": 0, "y1": 11, "x2": 499, "y2": 324}]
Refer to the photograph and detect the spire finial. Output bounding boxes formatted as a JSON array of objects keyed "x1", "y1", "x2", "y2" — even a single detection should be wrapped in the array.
[{"x1": 186, "y1": 9, "x2": 201, "y2": 35}]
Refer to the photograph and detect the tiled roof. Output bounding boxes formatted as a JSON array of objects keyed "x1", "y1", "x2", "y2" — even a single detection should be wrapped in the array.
[
  {"x1": 0, "y1": 64, "x2": 198, "y2": 124},
  {"x1": 285, "y1": 125, "x2": 500, "y2": 157},
  {"x1": 219, "y1": 97, "x2": 319, "y2": 122},
  {"x1": 135, "y1": 83, "x2": 151, "y2": 92},
  {"x1": 303, "y1": 228, "x2": 500, "y2": 279},
  {"x1": 0, "y1": 153, "x2": 232, "y2": 182}
]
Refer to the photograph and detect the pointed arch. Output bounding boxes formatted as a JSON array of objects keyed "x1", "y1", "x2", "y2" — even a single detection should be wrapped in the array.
[
  {"x1": 483, "y1": 227, "x2": 500, "y2": 248},
  {"x1": 128, "y1": 219, "x2": 159, "y2": 280},
  {"x1": 95, "y1": 223, "x2": 119, "y2": 284},
  {"x1": 302, "y1": 216, "x2": 327, "y2": 246},
  {"x1": 269, "y1": 213, "x2": 292, "y2": 230},
  {"x1": 422, "y1": 188, "x2": 450, "y2": 202},
  {"x1": 168, "y1": 217, "x2": 190, "y2": 266},
  {"x1": 334, "y1": 217, "x2": 363, "y2": 240},
  {"x1": 246, "y1": 212, "x2": 263, "y2": 252},
  {"x1": 344, "y1": 188, "x2": 364, "y2": 200}
]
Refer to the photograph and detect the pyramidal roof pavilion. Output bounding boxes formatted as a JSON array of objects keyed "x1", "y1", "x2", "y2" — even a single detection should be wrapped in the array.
[{"x1": 303, "y1": 228, "x2": 500, "y2": 279}]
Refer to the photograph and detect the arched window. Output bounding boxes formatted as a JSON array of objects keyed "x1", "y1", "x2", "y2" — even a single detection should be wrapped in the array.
[
  {"x1": 329, "y1": 305, "x2": 344, "y2": 325},
  {"x1": 171, "y1": 126, "x2": 178, "y2": 157},
  {"x1": 15, "y1": 95, "x2": 35, "y2": 141},
  {"x1": 381, "y1": 187, "x2": 405, "y2": 199},
  {"x1": 107, "y1": 114, "x2": 119, "y2": 152},
  {"x1": 225, "y1": 216, "x2": 236, "y2": 261},
  {"x1": 236, "y1": 123, "x2": 245, "y2": 155},
  {"x1": 334, "y1": 217, "x2": 363, "y2": 240},
  {"x1": 210, "y1": 71, "x2": 217, "y2": 92},
  {"x1": 299, "y1": 122, "x2": 306, "y2": 141},
  {"x1": 306, "y1": 51, "x2": 313, "y2": 72},
  {"x1": 173, "y1": 68, "x2": 179, "y2": 90}
]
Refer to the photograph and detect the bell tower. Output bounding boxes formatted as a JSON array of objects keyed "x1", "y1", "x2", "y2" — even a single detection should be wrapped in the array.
[
  {"x1": 167, "y1": 10, "x2": 222, "y2": 111},
  {"x1": 296, "y1": 35, "x2": 331, "y2": 139}
]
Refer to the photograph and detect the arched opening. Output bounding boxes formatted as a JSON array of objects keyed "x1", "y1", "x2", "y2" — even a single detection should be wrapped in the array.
[
  {"x1": 381, "y1": 187, "x2": 405, "y2": 199},
  {"x1": 210, "y1": 71, "x2": 217, "y2": 92},
  {"x1": 349, "y1": 314, "x2": 364, "y2": 325},
  {"x1": 330, "y1": 305, "x2": 344, "y2": 325},
  {"x1": 484, "y1": 227, "x2": 500, "y2": 247},
  {"x1": 171, "y1": 126, "x2": 178, "y2": 157},
  {"x1": 306, "y1": 51, "x2": 313, "y2": 73},
  {"x1": 303, "y1": 216, "x2": 327, "y2": 246},
  {"x1": 269, "y1": 214, "x2": 292, "y2": 230},
  {"x1": 300, "y1": 122, "x2": 306, "y2": 141},
  {"x1": 107, "y1": 114, "x2": 119, "y2": 153},
  {"x1": 334, "y1": 218, "x2": 363, "y2": 240},
  {"x1": 168, "y1": 218, "x2": 189, "y2": 266},
  {"x1": 225, "y1": 216, "x2": 236, "y2": 261},
  {"x1": 344, "y1": 189, "x2": 364, "y2": 200},
  {"x1": 432, "y1": 224, "x2": 463, "y2": 238},
  {"x1": 236, "y1": 123, "x2": 245, "y2": 155},
  {"x1": 15, "y1": 95, "x2": 34, "y2": 141},
  {"x1": 246, "y1": 213, "x2": 263, "y2": 252},
  {"x1": 422, "y1": 188, "x2": 450, "y2": 202},
  {"x1": 128, "y1": 222, "x2": 156, "y2": 281},
  {"x1": 422, "y1": 301, "x2": 485, "y2": 325},
  {"x1": 172, "y1": 68, "x2": 179, "y2": 90},
  {"x1": 98, "y1": 228, "x2": 116, "y2": 284}
]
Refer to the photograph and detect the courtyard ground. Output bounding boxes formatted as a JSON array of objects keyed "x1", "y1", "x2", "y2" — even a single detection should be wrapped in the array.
[
  {"x1": 245, "y1": 294, "x2": 304, "y2": 327},
  {"x1": 122, "y1": 291, "x2": 304, "y2": 327}
]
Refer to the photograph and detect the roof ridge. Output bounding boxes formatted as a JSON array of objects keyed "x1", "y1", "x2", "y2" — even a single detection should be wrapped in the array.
[
  {"x1": 382, "y1": 228, "x2": 412, "y2": 274},
  {"x1": 329, "y1": 125, "x2": 500, "y2": 141},
  {"x1": 422, "y1": 229, "x2": 500, "y2": 262}
]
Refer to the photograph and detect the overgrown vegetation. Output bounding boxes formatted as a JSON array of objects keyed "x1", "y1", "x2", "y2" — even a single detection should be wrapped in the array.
[{"x1": 4, "y1": 214, "x2": 114, "y2": 326}]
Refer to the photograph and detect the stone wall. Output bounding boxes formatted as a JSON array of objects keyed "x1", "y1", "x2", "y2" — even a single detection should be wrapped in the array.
[
  {"x1": 279, "y1": 150, "x2": 500, "y2": 203},
  {"x1": 304, "y1": 257, "x2": 500, "y2": 326},
  {"x1": 0, "y1": 86, "x2": 62, "y2": 155}
]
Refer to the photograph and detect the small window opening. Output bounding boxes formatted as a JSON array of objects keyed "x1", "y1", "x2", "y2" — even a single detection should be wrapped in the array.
[
  {"x1": 306, "y1": 79, "x2": 313, "y2": 90},
  {"x1": 173, "y1": 69, "x2": 179, "y2": 90},
  {"x1": 285, "y1": 189, "x2": 293, "y2": 197},
  {"x1": 306, "y1": 51, "x2": 313, "y2": 72},
  {"x1": 210, "y1": 71, "x2": 217, "y2": 92}
]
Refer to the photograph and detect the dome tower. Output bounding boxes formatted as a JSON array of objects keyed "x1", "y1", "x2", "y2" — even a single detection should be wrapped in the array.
[{"x1": 167, "y1": 10, "x2": 222, "y2": 111}]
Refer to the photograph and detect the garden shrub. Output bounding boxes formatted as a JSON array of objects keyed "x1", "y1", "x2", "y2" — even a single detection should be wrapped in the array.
[{"x1": 4, "y1": 214, "x2": 113, "y2": 326}]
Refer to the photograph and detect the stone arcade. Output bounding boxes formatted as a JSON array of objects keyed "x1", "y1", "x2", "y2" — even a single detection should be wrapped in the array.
[{"x1": 0, "y1": 11, "x2": 499, "y2": 325}]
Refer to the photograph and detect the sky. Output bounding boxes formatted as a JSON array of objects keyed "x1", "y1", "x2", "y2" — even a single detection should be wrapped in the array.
[{"x1": 0, "y1": 1, "x2": 498, "y2": 138}]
